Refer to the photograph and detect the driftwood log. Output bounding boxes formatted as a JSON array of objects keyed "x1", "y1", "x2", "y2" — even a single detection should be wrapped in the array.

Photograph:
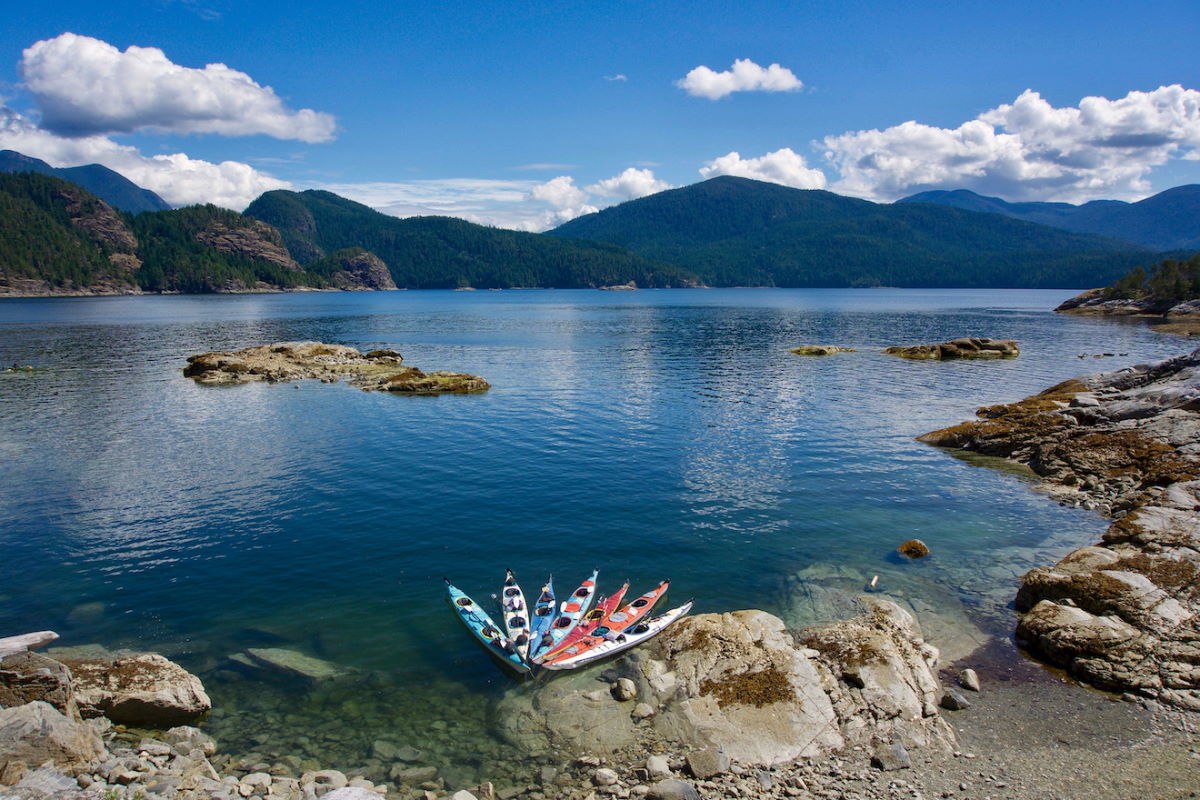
[{"x1": 0, "y1": 631, "x2": 59, "y2": 661}]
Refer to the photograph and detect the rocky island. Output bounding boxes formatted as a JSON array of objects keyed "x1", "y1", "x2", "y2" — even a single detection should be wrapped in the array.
[
  {"x1": 918, "y1": 348, "x2": 1200, "y2": 710},
  {"x1": 882, "y1": 338, "x2": 1019, "y2": 360},
  {"x1": 183, "y1": 342, "x2": 490, "y2": 394},
  {"x1": 1056, "y1": 253, "x2": 1200, "y2": 336}
]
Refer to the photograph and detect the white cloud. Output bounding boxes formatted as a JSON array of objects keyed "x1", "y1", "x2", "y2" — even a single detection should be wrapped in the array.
[
  {"x1": 604, "y1": 74, "x2": 628, "y2": 82},
  {"x1": 527, "y1": 176, "x2": 598, "y2": 228},
  {"x1": 0, "y1": 106, "x2": 290, "y2": 209},
  {"x1": 676, "y1": 59, "x2": 802, "y2": 100},
  {"x1": 586, "y1": 167, "x2": 672, "y2": 200},
  {"x1": 306, "y1": 178, "x2": 547, "y2": 229},
  {"x1": 699, "y1": 148, "x2": 827, "y2": 189},
  {"x1": 823, "y1": 85, "x2": 1200, "y2": 202},
  {"x1": 20, "y1": 33, "x2": 335, "y2": 142}
]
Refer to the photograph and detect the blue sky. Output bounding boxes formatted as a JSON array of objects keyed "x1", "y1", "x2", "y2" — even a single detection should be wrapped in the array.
[{"x1": 1, "y1": 0, "x2": 1198, "y2": 228}]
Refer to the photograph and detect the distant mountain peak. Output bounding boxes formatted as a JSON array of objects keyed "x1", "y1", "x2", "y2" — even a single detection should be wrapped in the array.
[{"x1": 0, "y1": 149, "x2": 170, "y2": 214}]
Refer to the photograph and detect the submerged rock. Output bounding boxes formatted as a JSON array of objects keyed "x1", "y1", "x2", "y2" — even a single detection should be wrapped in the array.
[
  {"x1": 244, "y1": 647, "x2": 347, "y2": 680},
  {"x1": 919, "y1": 348, "x2": 1200, "y2": 709},
  {"x1": 883, "y1": 338, "x2": 1019, "y2": 360},
  {"x1": 897, "y1": 539, "x2": 930, "y2": 559},
  {"x1": 183, "y1": 340, "x2": 490, "y2": 394}
]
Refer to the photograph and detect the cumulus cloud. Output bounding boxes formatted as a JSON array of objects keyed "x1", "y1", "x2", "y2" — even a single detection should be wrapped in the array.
[
  {"x1": 0, "y1": 106, "x2": 290, "y2": 209},
  {"x1": 823, "y1": 85, "x2": 1200, "y2": 202},
  {"x1": 527, "y1": 176, "x2": 599, "y2": 228},
  {"x1": 699, "y1": 148, "x2": 827, "y2": 189},
  {"x1": 676, "y1": 59, "x2": 802, "y2": 100},
  {"x1": 586, "y1": 167, "x2": 672, "y2": 200},
  {"x1": 307, "y1": 178, "x2": 546, "y2": 229},
  {"x1": 20, "y1": 33, "x2": 335, "y2": 141}
]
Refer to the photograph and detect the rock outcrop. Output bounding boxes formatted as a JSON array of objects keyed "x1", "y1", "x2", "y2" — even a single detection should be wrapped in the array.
[
  {"x1": 493, "y1": 599, "x2": 953, "y2": 766},
  {"x1": 918, "y1": 349, "x2": 1200, "y2": 709},
  {"x1": 790, "y1": 345, "x2": 856, "y2": 356},
  {"x1": 0, "y1": 701, "x2": 104, "y2": 770},
  {"x1": 883, "y1": 338, "x2": 1019, "y2": 360},
  {"x1": 1056, "y1": 287, "x2": 1200, "y2": 319},
  {"x1": 194, "y1": 219, "x2": 299, "y2": 271},
  {"x1": 321, "y1": 249, "x2": 398, "y2": 291},
  {"x1": 183, "y1": 342, "x2": 490, "y2": 394}
]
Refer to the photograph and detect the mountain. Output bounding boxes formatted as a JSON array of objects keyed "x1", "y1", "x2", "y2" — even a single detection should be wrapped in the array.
[
  {"x1": 0, "y1": 171, "x2": 361, "y2": 295},
  {"x1": 899, "y1": 186, "x2": 1200, "y2": 251},
  {"x1": 0, "y1": 150, "x2": 171, "y2": 214},
  {"x1": 245, "y1": 189, "x2": 696, "y2": 289},
  {"x1": 550, "y1": 176, "x2": 1155, "y2": 288}
]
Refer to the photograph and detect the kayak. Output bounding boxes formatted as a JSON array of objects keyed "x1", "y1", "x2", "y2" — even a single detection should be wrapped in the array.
[
  {"x1": 529, "y1": 569, "x2": 597, "y2": 660},
  {"x1": 528, "y1": 576, "x2": 557, "y2": 643},
  {"x1": 534, "y1": 582, "x2": 629, "y2": 664},
  {"x1": 541, "y1": 580, "x2": 669, "y2": 666},
  {"x1": 445, "y1": 579, "x2": 530, "y2": 675},
  {"x1": 541, "y1": 600, "x2": 693, "y2": 671},
  {"x1": 499, "y1": 569, "x2": 532, "y2": 661}
]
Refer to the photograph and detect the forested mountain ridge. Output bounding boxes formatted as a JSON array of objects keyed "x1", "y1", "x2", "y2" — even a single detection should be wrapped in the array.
[
  {"x1": 0, "y1": 149, "x2": 171, "y2": 214},
  {"x1": 244, "y1": 189, "x2": 698, "y2": 289},
  {"x1": 900, "y1": 185, "x2": 1200, "y2": 251},
  {"x1": 0, "y1": 173, "x2": 361, "y2": 295},
  {"x1": 549, "y1": 176, "x2": 1161, "y2": 289}
]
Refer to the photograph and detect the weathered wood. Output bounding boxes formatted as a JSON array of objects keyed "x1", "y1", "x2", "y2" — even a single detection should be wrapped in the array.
[{"x1": 0, "y1": 631, "x2": 59, "y2": 661}]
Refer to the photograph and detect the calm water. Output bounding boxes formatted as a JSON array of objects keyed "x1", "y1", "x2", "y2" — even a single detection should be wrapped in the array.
[{"x1": 0, "y1": 289, "x2": 1186, "y2": 781}]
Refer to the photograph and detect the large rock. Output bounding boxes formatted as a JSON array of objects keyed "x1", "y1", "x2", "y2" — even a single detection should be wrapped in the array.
[
  {"x1": 0, "y1": 652, "x2": 77, "y2": 718},
  {"x1": 320, "y1": 249, "x2": 398, "y2": 291},
  {"x1": 61, "y1": 653, "x2": 211, "y2": 726},
  {"x1": 0, "y1": 701, "x2": 103, "y2": 768},
  {"x1": 920, "y1": 348, "x2": 1200, "y2": 708},
  {"x1": 494, "y1": 603, "x2": 953, "y2": 766},
  {"x1": 883, "y1": 338, "x2": 1019, "y2": 360},
  {"x1": 790, "y1": 345, "x2": 856, "y2": 356}
]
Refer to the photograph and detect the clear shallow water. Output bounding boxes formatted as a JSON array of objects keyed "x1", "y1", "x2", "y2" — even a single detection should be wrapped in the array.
[{"x1": 0, "y1": 289, "x2": 1186, "y2": 782}]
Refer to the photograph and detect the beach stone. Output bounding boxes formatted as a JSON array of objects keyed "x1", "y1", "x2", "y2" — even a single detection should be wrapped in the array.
[
  {"x1": 395, "y1": 745, "x2": 422, "y2": 762},
  {"x1": 245, "y1": 648, "x2": 346, "y2": 680},
  {"x1": 449, "y1": 791, "x2": 479, "y2": 800},
  {"x1": 870, "y1": 741, "x2": 912, "y2": 771},
  {"x1": 0, "y1": 701, "x2": 104, "y2": 768},
  {"x1": 612, "y1": 678, "x2": 637, "y2": 701},
  {"x1": 940, "y1": 688, "x2": 971, "y2": 711},
  {"x1": 897, "y1": 539, "x2": 930, "y2": 559},
  {"x1": 63, "y1": 652, "x2": 210, "y2": 726},
  {"x1": 632, "y1": 702, "x2": 655, "y2": 720},
  {"x1": 959, "y1": 669, "x2": 981, "y2": 692},
  {"x1": 163, "y1": 725, "x2": 217, "y2": 756},
  {"x1": 646, "y1": 756, "x2": 671, "y2": 781},
  {"x1": 302, "y1": 769, "x2": 349, "y2": 790},
  {"x1": 594, "y1": 768, "x2": 619, "y2": 786},
  {"x1": 646, "y1": 779, "x2": 701, "y2": 800},
  {"x1": 685, "y1": 747, "x2": 728, "y2": 779}
]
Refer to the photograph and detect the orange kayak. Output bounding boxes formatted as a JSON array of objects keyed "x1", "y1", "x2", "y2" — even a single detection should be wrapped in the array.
[
  {"x1": 535, "y1": 581, "x2": 629, "y2": 663},
  {"x1": 541, "y1": 580, "x2": 670, "y2": 666}
]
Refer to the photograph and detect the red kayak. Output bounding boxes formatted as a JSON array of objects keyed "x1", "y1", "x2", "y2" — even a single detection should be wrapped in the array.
[
  {"x1": 541, "y1": 580, "x2": 670, "y2": 666},
  {"x1": 534, "y1": 581, "x2": 629, "y2": 663}
]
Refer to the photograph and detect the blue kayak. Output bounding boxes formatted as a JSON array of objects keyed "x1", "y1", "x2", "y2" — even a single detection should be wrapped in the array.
[
  {"x1": 528, "y1": 575, "x2": 558, "y2": 644},
  {"x1": 529, "y1": 568, "x2": 597, "y2": 661},
  {"x1": 445, "y1": 579, "x2": 530, "y2": 675}
]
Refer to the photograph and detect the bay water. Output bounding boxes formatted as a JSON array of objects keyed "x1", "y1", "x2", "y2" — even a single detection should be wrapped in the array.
[{"x1": 0, "y1": 288, "x2": 1185, "y2": 784}]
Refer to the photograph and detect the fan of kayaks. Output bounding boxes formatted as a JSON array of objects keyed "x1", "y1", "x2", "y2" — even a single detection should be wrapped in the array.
[{"x1": 445, "y1": 569, "x2": 692, "y2": 676}]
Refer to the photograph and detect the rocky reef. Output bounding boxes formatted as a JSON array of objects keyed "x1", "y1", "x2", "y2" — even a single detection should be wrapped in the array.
[
  {"x1": 789, "y1": 345, "x2": 856, "y2": 356},
  {"x1": 1056, "y1": 288, "x2": 1200, "y2": 336},
  {"x1": 918, "y1": 349, "x2": 1200, "y2": 709},
  {"x1": 883, "y1": 338, "x2": 1019, "y2": 360},
  {"x1": 183, "y1": 342, "x2": 489, "y2": 394}
]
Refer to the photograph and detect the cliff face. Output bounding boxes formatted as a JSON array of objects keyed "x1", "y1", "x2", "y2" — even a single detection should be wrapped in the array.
[
  {"x1": 194, "y1": 219, "x2": 299, "y2": 271},
  {"x1": 919, "y1": 351, "x2": 1200, "y2": 710}
]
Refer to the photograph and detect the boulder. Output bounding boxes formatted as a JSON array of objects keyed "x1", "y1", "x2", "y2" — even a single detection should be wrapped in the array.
[
  {"x1": 646, "y1": 779, "x2": 701, "y2": 800},
  {"x1": 897, "y1": 539, "x2": 930, "y2": 559},
  {"x1": 685, "y1": 747, "x2": 728, "y2": 779},
  {"x1": 0, "y1": 701, "x2": 104, "y2": 768},
  {"x1": 0, "y1": 651, "x2": 77, "y2": 718},
  {"x1": 62, "y1": 652, "x2": 211, "y2": 726}
]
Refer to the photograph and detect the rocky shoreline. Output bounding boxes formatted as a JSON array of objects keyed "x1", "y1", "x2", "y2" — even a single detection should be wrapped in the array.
[{"x1": 919, "y1": 348, "x2": 1200, "y2": 710}]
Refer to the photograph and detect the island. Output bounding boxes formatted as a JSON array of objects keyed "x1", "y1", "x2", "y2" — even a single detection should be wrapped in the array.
[{"x1": 1056, "y1": 253, "x2": 1200, "y2": 335}]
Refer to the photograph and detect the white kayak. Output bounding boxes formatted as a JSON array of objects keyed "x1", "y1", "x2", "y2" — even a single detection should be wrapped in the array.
[
  {"x1": 540, "y1": 600, "x2": 693, "y2": 671},
  {"x1": 499, "y1": 568, "x2": 532, "y2": 661}
]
